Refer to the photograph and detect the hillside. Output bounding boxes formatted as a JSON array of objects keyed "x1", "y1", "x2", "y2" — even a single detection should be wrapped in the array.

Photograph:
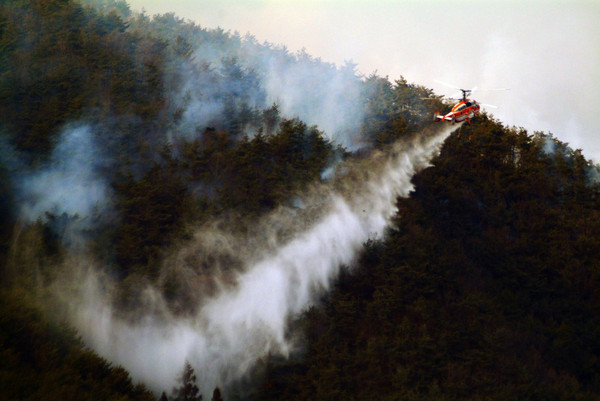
[
  {"x1": 256, "y1": 117, "x2": 600, "y2": 401},
  {"x1": 1, "y1": 0, "x2": 600, "y2": 400},
  {"x1": 0, "y1": 287, "x2": 155, "y2": 401}
]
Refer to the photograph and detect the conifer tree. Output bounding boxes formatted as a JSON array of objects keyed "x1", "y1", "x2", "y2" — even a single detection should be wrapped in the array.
[
  {"x1": 171, "y1": 361, "x2": 202, "y2": 401},
  {"x1": 211, "y1": 388, "x2": 224, "y2": 401}
]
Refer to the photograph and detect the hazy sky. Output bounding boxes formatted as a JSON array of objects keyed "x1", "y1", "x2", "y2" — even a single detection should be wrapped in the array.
[{"x1": 127, "y1": 0, "x2": 600, "y2": 161}]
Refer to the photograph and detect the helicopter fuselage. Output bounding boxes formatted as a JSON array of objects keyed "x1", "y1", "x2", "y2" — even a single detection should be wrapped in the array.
[{"x1": 434, "y1": 99, "x2": 481, "y2": 124}]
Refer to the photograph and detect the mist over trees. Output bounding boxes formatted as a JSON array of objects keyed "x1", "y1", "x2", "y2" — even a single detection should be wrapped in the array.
[
  {"x1": 256, "y1": 118, "x2": 600, "y2": 401},
  {"x1": 1, "y1": 0, "x2": 600, "y2": 400}
]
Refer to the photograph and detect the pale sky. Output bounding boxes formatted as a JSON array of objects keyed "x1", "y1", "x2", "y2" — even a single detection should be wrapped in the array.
[{"x1": 127, "y1": 0, "x2": 600, "y2": 161}]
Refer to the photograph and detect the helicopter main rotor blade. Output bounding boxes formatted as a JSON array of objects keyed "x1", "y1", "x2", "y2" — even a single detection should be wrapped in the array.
[
  {"x1": 434, "y1": 80, "x2": 461, "y2": 90},
  {"x1": 480, "y1": 87, "x2": 510, "y2": 91},
  {"x1": 435, "y1": 80, "x2": 477, "y2": 92},
  {"x1": 437, "y1": 80, "x2": 510, "y2": 93}
]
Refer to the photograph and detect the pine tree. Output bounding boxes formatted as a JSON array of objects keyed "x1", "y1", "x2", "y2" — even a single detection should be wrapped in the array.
[
  {"x1": 171, "y1": 361, "x2": 202, "y2": 401},
  {"x1": 211, "y1": 388, "x2": 224, "y2": 401}
]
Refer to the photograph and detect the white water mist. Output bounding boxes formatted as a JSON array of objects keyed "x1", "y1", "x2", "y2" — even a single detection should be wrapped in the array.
[{"x1": 63, "y1": 124, "x2": 460, "y2": 397}]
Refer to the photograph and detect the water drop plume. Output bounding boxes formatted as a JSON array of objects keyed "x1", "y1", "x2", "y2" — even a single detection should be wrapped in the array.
[{"x1": 57, "y1": 123, "x2": 461, "y2": 396}]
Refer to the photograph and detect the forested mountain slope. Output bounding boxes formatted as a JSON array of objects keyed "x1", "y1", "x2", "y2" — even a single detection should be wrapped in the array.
[
  {"x1": 1, "y1": 0, "x2": 599, "y2": 400},
  {"x1": 0, "y1": 287, "x2": 155, "y2": 401},
  {"x1": 257, "y1": 117, "x2": 600, "y2": 401}
]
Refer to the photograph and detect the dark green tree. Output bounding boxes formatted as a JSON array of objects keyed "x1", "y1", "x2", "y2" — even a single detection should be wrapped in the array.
[
  {"x1": 211, "y1": 387, "x2": 224, "y2": 401},
  {"x1": 255, "y1": 118, "x2": 600, "y2": 401},
  {"x1": 171, "y1": 361, "x2": 202, "y2": 401}
]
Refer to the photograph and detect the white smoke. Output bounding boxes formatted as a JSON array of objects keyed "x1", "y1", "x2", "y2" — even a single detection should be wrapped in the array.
[
  {"x1": 260, "y1": 55, "x2": 364, "y2": 148},
  {"x1": 18, "y1": 125, "x2": 108, "y2": 221},
  {"x1": 15, "y1": 124, "x2": 111, "y2": 248},
  {"x1": 60, "y1": 124, "x2": 460, "y2": 396},
  {"x1": 165, "y1": 34, "x2": 366, "y2": 148}
]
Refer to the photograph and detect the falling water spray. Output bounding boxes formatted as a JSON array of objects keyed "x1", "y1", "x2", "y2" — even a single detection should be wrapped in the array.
[{"x1": 58, "y1": 124, "x2": 461, "y2": 396}]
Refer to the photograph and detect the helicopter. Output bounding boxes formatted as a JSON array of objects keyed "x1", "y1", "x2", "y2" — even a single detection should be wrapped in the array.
[{"x1": 432, "y1": 81, "x2": 507, "y2": 124}]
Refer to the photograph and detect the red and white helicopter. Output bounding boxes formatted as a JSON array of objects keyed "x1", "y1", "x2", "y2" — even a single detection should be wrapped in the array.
[{"x1": 433, "y1": 80, "x2": 507, "y2": 124}]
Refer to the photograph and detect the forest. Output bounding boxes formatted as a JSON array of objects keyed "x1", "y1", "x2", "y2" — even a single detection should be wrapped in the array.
[{"x1": 1, "y1": 0, "x2": 599, "y2": 400}]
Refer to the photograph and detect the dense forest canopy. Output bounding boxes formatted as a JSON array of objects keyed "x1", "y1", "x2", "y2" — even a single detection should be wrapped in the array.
[{"x1": 1, "y1": 0, "x2": 599, "y2": 400}]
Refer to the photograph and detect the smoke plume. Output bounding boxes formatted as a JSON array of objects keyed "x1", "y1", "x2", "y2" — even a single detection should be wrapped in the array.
[
  {"x1": 14, "y1": 124, "x2": 112, "y2": 249},
  {"x1": 165, "y1": 35, "x2": 366, "y2": 148},
  {"x1": 56, "y1": 124, "x2": 460, "y2": 396}
]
